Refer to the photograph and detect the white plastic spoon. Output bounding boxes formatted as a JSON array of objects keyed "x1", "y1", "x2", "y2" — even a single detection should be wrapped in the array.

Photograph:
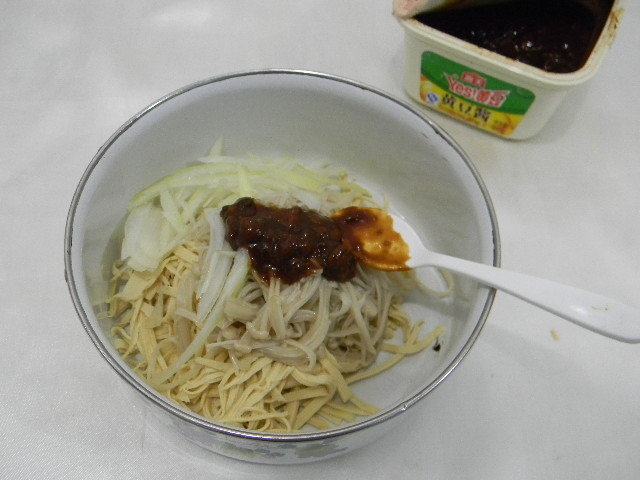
[{"x1": 334, "y1": 207, "x2": 640, "y2": 343}]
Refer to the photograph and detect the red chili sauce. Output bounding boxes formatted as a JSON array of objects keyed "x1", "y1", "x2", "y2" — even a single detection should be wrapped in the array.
[
  {"x1": 415, "y1": 0, "x2": 613, "y2": 73},
  {"x1": 221, "y1": 198, "x2": 358, "y2": 284}
]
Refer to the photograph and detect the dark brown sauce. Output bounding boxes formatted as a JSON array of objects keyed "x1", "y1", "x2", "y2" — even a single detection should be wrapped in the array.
[
  {"x1": 221, "y1": 198, "x2": 357, "y2": 284},
  {"x1": 332, "y1": 207, "x2": 411, "y2": 272},
  {"x1": 415, "y1": 0, "x2": 613, "y2": 73}
]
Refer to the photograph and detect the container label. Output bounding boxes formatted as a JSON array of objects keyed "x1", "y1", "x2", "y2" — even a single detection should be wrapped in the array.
[{"x1": 419, "y1": 52, "x2": 535, "y2": 137}]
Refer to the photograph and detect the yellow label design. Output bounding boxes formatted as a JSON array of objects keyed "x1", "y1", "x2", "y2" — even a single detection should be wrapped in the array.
[{"x1": 420, "y1": 53, "x2": 535, "y2": 137}]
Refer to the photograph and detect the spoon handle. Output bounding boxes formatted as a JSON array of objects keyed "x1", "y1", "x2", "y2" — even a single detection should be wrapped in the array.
[{"x1": 424, "y1": 251, "x2": 640, "y2": 343}]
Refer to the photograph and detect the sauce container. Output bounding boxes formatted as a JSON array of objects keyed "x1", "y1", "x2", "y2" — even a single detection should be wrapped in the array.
[{"x1": 399, "y1": 0, "x2": 624, "y2": 139}]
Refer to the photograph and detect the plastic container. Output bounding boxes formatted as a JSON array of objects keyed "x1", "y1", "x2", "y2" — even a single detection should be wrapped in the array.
[{"x1": 399, "y1": 0, "x2": 624, "y2": 139}]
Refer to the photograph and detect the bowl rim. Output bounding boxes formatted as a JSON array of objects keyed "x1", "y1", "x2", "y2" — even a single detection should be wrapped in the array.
[{"x1": 64, "y1": 68, "x2": 501, "y2": 443}]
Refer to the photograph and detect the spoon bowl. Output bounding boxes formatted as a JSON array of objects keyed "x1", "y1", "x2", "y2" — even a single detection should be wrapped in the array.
[{"x1": 336, "y1": 207, "x2": 640, "y2": 344}]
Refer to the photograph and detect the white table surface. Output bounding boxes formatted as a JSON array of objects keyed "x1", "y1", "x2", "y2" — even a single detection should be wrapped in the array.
[{"x1": 2, "y1": 2, "x2": 639, "y2": 479}]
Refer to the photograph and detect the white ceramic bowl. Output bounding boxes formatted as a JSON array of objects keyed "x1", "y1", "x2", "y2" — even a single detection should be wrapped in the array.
[{"x1": 65, "y1": 70, "x2": 500, "y2": 464}]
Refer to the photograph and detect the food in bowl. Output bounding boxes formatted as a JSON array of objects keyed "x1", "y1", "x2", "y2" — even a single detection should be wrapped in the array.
[
  {"x1": 65, "y1": 70, "x2": 500, "y2": 463},
  {"x1": 106, "y1": 142, "x2": 447, "y2": 433}
]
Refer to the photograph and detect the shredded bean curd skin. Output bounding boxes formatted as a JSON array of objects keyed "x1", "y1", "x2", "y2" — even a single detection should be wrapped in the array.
[{"x1": 107, "y1": 144, "x2": 446, "y2": 433}]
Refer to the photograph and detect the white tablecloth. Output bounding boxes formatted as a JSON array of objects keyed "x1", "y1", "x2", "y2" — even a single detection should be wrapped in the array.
[{"x1": 2, "y1": 2, "x2": 639, "y2": 478}]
